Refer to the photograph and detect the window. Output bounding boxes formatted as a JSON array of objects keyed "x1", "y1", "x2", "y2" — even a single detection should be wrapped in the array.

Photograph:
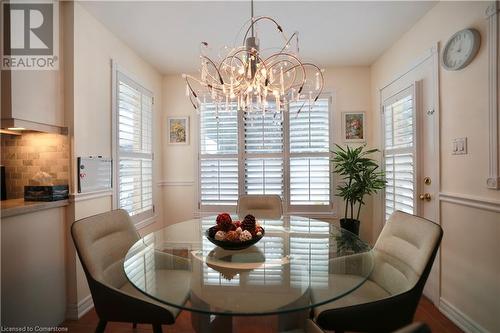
[
  {"x1": 289, "y1": 100, "x2": 331, "y2": 208},
  {"x1": 199, "y1": 98, "x2": 332, "y2": 214},
  {"x1": 382, "y1": 86, "x2": 416, "y2": 221},
  {"x1": 199, "y1": 103, "x2": 239, "y2": 205},
  {"x1": 115, "y1": 71, "x2": 154, "y2": 223},
  {"x1": 244, "y1": 109, "x2": 284, "y2": 197}
]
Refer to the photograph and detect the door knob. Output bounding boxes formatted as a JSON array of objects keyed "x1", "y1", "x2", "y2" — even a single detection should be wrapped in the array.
[{"x1": 419, "y1": 193, "x2": 431, "y2": 201}]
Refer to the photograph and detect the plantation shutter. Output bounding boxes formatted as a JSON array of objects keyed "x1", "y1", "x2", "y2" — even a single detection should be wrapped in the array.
[
  {"x1": 200, "y1": 158, "x2": 239, "y2": 205},
  {"x1": 200, "y1": 104, "x2": 239, "y2": 207},
  {"x1": 117, "y1": 72, "x2": 154, "y2": 223},
  {"x1": 289, "y1": 99, "x2": 331, "y2": 208},
  {"x1": 198, "y1": 97, "x2": 332, "y2": 213},
  {"x1": 383, "y1": 86, "x2": 416, "y2": 221},
  {"x1": 244, "y1": 109, "x2": 284, "y2": 197}
]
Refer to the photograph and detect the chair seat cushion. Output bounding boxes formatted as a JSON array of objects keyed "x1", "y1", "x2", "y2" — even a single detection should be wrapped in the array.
[
  {"x1": 119, "y1": 269, "x2": 192, "y2": 319},
  {"x1": 312, "y1": 274, "x2": 390, "y2": 319}
]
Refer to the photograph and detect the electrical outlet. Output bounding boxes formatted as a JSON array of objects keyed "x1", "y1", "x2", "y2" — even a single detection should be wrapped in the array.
[{"x1": 452, "y1": 137, "x2": 467, "y2": 155}]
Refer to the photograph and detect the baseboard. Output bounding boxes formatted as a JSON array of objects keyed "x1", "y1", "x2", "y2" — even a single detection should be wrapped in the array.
[
  {"x1": 439, "y1": 298, "x2": 489, "y2": 333},
  {"x1": 66, "y1": 295, "x2": 94, "y2": 320}
]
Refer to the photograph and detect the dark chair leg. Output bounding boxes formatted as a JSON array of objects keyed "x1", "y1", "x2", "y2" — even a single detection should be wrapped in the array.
[
  {"x1": 133, "y1": 323, "x2": 137, "y2": 328},
  {"x1": 95, "y1": 320, "x2": 107, "y2": 333},
  {"x1": 152, "y1": 324, "x2": 163, "y2": 333}
]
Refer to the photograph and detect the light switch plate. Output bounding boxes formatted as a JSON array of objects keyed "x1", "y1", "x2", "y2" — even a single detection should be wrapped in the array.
[{"x1": 452, "y1": 137, "x2": 467, "y2": 155}]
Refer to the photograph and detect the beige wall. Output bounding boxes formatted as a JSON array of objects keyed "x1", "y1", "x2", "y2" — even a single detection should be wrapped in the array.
[
  {"x1": 370, "y1": 1, "x2": 500, "y2": 332},
  {"x1": 161, "y1": 66, "x2": 376, "y2": 241},
  {"x1": 64, "y1": 2, "x2": 166, "y2": 316}
]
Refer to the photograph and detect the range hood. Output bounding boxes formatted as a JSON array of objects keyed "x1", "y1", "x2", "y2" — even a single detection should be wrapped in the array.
[
  {"x1": 0, "y1": 118, "x2": 67, "y2": 135},
  {"x1": 1, "y1": 68, "x2": 67, "y2": 135}
]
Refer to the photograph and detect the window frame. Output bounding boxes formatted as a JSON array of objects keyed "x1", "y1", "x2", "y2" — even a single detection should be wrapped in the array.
[
  {"x1": 196, "y1": 94, "x2": 334, "y2": 217},
  {"x1": 112, "y1": 61, "x2": 155, "y2": 227}
]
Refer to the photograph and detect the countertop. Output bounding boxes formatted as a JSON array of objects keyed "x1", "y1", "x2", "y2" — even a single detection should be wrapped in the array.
[{"x1": 0, "y1": 198, "x2": 69, "y2": 218}]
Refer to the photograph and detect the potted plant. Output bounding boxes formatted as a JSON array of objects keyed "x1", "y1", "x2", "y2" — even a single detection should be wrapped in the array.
[{"x1": 332, "y1": 144, "x2": 386, "y2": 236}]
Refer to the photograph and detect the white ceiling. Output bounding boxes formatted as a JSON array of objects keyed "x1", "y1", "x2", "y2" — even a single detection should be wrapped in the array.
[{"x1": 80, "y1": 1, "x2": 436, "y2": 75}]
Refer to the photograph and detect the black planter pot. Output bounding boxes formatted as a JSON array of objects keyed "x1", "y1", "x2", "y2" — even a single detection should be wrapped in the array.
[{"x1": 340, "y1": 218, "x2": 360, "y2": 236}]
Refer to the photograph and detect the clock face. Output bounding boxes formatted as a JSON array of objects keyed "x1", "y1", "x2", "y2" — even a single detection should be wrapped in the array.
[{"x1": 442, "y1": 29, "x2": 481, "y2": 71}]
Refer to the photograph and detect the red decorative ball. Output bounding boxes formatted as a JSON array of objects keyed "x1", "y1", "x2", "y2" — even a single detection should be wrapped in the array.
[
  {"x1": 233, "y1": 220, "x2": 242, "y2": 229},
  {"x1": 216, "y1": 213, "x2": 233, "y2": 231}
]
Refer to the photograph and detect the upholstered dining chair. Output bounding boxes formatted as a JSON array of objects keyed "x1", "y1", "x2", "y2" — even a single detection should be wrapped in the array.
[
  {"x1": 237, "y1": 194, "x2": 283, "y2": 219},
  {"x1": 71, "y1": 209, "x2": 190, "y2": 333},
  {"x1": 312, "y1": 211, "x2": 443, "y2": 333}
]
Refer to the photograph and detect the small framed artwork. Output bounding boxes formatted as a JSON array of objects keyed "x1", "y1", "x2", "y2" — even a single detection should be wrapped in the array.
[
  {"x1": 168, "y1": 116, "x2": 189, "y2": 144},
  {"x1": 342, "y1": 112, "x2": 365, "y2": 142}
]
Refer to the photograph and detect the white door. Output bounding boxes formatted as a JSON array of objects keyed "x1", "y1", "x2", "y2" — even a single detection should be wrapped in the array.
[{"x1": 380, "y1": 49, "x2": 440, "y2": 304}]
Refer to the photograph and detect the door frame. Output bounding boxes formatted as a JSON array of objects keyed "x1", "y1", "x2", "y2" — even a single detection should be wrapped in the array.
[{"x1": 377, "y1": 44, "x2": 441, "y2": 304}]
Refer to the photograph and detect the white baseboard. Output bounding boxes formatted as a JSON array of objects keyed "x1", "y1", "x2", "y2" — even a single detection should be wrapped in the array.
[
  {"x1": 439, "y1": 298, "x2": 489, "y2": 333},
  {"x1": 66, "y1": 295, "x2": 94, "y2": 320}
]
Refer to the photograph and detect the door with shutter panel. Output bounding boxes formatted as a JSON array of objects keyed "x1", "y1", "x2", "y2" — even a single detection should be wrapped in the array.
[{"x1": 380, "y1": 50, "x2": 440, "y2": 304}]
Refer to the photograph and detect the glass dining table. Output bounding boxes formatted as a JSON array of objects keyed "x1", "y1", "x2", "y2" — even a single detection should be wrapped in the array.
[{"x1": 124, "y1": 215, "x2": 374, "y2": 333}]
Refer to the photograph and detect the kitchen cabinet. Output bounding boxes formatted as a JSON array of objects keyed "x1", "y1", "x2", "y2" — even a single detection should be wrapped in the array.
[{"x1": 1, "y1": 204, "x2": 67, "y2": 327}]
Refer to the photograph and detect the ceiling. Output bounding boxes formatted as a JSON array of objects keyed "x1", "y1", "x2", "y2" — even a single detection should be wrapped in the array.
[{"x1": 81, "y1": 1, "x2": 436, "y2": 75}]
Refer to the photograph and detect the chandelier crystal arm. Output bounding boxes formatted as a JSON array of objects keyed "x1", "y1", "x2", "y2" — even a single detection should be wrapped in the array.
[
  {"x1": 201, "y1": 55, "x2": 225, "y2": 85},
  {"x1": 279, "y1": 32, "x2": 299, "y2": 54},
  {"x1": 242, "y1": 16, "x2": 284, "y2": 45}
]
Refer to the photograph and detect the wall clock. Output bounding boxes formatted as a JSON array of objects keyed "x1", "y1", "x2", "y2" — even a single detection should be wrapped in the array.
[{"x1": 442, "y1": 28, "x2": 481, "y2": 71}]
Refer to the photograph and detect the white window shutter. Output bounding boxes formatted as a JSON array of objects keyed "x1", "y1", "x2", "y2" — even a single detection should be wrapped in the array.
[
  {"x1": 245, "y1": 158, "x2": 284, "y2": 197},
  {"x1": 117, "y1": 72, "x2": 154, "y2": 223},
  {"x1": 198, "y1": 97, "x2": 331, "y2": 213},
  {"x1": 244, "y1": 109, "x2": 283, "y2": 153},
  {"x1": 289, "y1": 99, "x2": 331, "y2": 208},
  {"x1": 200, "y1": 158, "x2": 239, "y2": 206},
  {"x1": 383, "y1": 88, "x2": 416, "y2": 221}
]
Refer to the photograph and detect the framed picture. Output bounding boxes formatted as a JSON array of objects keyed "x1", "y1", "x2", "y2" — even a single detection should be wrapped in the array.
[
  {"x1": 342, "y1": 112, "x2": 365, "y2": 142},
  {"x1": 168, "y1": 116, "x2": 189, "y2": 144}
]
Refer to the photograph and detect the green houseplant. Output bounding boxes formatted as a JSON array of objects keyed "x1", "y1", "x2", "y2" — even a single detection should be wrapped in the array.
[{"x1": 332, "y1": 144, "x2": 386, "y2": 235}]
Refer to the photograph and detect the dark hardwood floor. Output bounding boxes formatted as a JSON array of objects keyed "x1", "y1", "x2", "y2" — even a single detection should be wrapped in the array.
[{"x1": 61, "y1": 296, "x2": 463, "y2": 333}]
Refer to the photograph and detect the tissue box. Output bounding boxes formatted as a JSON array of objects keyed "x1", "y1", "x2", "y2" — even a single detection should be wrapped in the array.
[{"x1": 24, "y1": 185, "x2": 69, "y2": 202}]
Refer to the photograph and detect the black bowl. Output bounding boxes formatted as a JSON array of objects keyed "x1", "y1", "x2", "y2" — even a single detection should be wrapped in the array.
[{"x1": 205, "y1": 226, "x2": 265, "y2": 250}]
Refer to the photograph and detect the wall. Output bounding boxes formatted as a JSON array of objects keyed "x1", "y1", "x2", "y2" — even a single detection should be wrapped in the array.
[
  {"x1": 370, "y1": 2, "x2": 500, "y2": 332},
  {"x1": 64, "y1": 2, "x2": 165, "y2": 318},
  {"x1": 161, "y1": 66, "x2": 376, "y2": 241},
  {"x1": 0, "y1": 132, "x2": 69, "y2": 199}
]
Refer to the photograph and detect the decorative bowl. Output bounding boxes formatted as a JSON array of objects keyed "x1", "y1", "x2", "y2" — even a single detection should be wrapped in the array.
[{"x1": 205, "y1": 226, "x2": 265, "y2": 250}]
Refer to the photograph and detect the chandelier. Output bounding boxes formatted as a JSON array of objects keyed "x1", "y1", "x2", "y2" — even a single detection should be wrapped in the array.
[{"x1": 183, "y1": 0, "x2": 325, "y2": 115}]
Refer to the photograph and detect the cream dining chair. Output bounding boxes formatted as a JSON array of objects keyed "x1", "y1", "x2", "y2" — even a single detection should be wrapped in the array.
[
  {"x1": 237, "y1": 194, "x2": 283, "y2": 219},
  {"x1": 71, "y1": 209, "x2": 190, "y2": 333},
  {"x1": 312, "y1": 211, "x2": 443, "y2": 333}
]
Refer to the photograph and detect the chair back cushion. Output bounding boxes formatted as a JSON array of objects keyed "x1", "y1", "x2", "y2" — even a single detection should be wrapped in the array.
[
  {"x1": 71, "y1": 209, "x2": 139, "y2": 289},
  {"x1": 370, "y1": 211, "x2": 442, "y2": 296},
  {"x1": 237, "y1": 195, "x2": 283, "y2": 219}
]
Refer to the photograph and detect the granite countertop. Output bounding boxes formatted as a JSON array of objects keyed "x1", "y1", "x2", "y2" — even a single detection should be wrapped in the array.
[{"x1": 0, "y1": 198, "x2": 69, "y2": 218}]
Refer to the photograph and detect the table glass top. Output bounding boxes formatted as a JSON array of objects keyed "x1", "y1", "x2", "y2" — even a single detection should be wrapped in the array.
[{"x1": 124, "y1": 215, "x2": 374, "y2": 316}]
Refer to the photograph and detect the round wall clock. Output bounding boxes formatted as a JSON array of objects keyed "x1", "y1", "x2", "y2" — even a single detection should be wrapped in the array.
[{"x1": 442, "y1": 28, "x2": 481, "y2": 71}]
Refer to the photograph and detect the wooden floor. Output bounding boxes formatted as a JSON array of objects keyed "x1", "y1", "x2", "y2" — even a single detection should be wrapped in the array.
[{"x1": 61, "y1": 296, "x2": 463, "y2": 333}]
